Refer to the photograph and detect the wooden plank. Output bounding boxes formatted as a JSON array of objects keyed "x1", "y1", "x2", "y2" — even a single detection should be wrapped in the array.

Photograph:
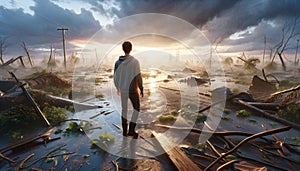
[
  {"x1": 0, "y1": 127, "x2": 56, "y2": 154},
  {"x1": 152, "y1": 131, "x2": 201, "y2": 171}
]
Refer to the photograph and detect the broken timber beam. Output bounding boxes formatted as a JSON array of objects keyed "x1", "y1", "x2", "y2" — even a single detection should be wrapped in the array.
[
  {"x1": 0, "y1": 127, "x2": 56, "y2": 154},
  {"x1": 151, "y1": 131, "x2": 201, "y2": 171},
  {"x1": 8, "y1": 71, "x2": 50, "y2": 126},
  {"x1": 0, "y1": 56, "x2": 25, "y2": 68}
]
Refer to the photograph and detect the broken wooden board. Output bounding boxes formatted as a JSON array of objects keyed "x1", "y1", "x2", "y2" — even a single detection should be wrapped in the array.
[
  {"x1": 0, "y1": 127, "x2": 56, "y2": 154},
  {"x1": 248, "y1": 75, "x2": 277, "y2": 101},
  {"x1": 151, "y1": 131, "x2": 201, "y2": 171}
]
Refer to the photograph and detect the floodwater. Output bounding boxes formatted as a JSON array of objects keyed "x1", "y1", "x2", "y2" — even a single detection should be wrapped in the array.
[{"x1": 1, "y1": 68, "x2": 299, "y2": 170}]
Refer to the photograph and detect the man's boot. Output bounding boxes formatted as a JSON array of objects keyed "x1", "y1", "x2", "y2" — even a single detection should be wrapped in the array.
[
  {"x1": 127, "y1": 122, "x2": 138, "y2": 139},
  {"x1": 122, "y1": 118, "x2": 128, "y2": 136}
]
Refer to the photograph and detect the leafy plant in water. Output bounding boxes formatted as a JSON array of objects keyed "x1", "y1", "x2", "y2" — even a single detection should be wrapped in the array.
[
  {"x1": 223, "y1": 108, "x2": 231, "y2": 114},
  {"x1": 195, "y1": 143, "x2": 208, "y2": 152},
  {"x1": 248, "y1": 118, "x2": 257, "y2": 123},
  {"x1": 90, "y1": 131, "x2": 115, "y2": 149},
  {"x1": 157, "y1": 114, "x2": 177, "y2": 123},
  {"x1": 222, "y1": 115, "x2": 231, "y2": 121},
  {"x1": 225, "y1": 154, "x2": 237, "y2": 159},
  {"x1": 236, "y1": 109, "x2": 250, "y2": 117},
  {"x1": 170, "y1": 110, "x2": 179, "y2": 116},
  {"x1": 64, "y1": 121, "x2": 93, "y2": 135},
  {"x1": 179, "y1": 104, "x2": 207, "y2": 123},
  {"x1": 95, "y1": 93, "x2": 105, "y2": 98}
]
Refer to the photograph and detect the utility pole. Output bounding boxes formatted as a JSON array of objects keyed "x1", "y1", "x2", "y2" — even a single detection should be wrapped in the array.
[{"x1": 57, "y1": 28, "x2": 68, "y2": 70}]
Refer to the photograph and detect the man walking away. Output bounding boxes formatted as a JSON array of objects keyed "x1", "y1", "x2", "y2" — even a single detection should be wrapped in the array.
[{"x1": 114, "y1": 41, "x2": 143, "y2": 139}]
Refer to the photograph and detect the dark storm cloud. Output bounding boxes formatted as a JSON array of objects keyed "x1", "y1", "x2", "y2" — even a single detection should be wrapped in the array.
[
  {"x1": 0, "y1": 0, "x2": 100, "y2": 55},
  {"x1": 106, "y1": 0, "x2": 300, "y2": 42},
  {"x1": 82, "y1": 0, "x2": 117, "y2": 18},
  {"x1": 112, "y1": 0, "x2": 239, "y2": 27},
  {"x1": 204, "y1": 0, "x2": 300, "y2": 41}
]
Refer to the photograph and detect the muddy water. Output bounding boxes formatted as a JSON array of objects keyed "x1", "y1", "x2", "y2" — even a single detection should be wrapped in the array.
[{"x1": 2, "y1": 68, "x2": 298, "y2": 170}]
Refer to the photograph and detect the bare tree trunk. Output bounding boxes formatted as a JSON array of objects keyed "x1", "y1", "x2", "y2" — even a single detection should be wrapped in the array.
[
  {"x1": 295, "y1": 39, "x2": 299, "y2": 64},
  {"x1": 0, "y1": 37, "x2": 8, "y2": 64},
  {"x1": 277, "y1": 52, "x2": 286, "y2": 70},
  {"x1": 0, "y1": 42, "x2": 3, "y2": 64},
  {"x1": 22, "y1": 41, "x2": 33, "y2": 67},
  {"x1": 262, "y1": 34, "x2": 266, "y2": 68}
]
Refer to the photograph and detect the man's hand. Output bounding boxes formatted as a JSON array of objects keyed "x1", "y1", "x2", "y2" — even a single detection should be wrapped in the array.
[{"x1": 117, "y1": 89, "x2": 120, "y2": 96}]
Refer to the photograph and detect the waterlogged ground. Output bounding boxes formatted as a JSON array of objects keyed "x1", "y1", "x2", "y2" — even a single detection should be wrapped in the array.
[{"x1": 1, "y1": 67, "x2": 300, "y2": 170}]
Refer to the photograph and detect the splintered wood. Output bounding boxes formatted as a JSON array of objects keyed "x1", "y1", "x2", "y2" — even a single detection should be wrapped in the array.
[{"x1": 151, "y1": 131, "x2": 201, "y2": 171}]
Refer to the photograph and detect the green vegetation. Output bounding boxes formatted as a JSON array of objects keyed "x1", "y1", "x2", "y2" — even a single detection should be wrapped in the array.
[
  {"x1": 170, "y1": 110, "x2": 179, "y2": 116},
  {"x1": 0, "y1": 104, "x2": 67, "y2": 128},
  {"x1": 179, "y1": 103, "x2": 207, "y2": 124},
  {"x1": 95, "y1": 77, "x2": 108, "y2": 83},
  {"x1": 196, "y1": 113, "x2": 207, "y2": 122},
  {"x1": 0, "y1": 104, "x2": 68, "y2": 140},
  {"x1": 42, "y1": 86, "x2": 71, "y2": 97},
  {"x1": 64, "y1": 121, "x2": 93, "y2": 135},
  {"x1": 90, "y1": 131, "x2": 115, "y2": 149},
  {"x1": 248, "y1": 118, "x2": 257, "y2": 123},
  {"x1": 284, "y1": 136, "x2": 300, "y2": 146},
  {"x1": 222, "y1": 115, "x2": 231, "y2": 121},
  {"x1": 195, "y1": 143, "x2": 208, "y2": 152},
  {"x1": 157, "y1": 114, "x2": 177, "y2": 123},
  {"x1": 236, "y1": 109, "x2": 250, "y2": 117},
  {"x1": 231, "y1": 87, "x2": 240, "y2": 94},
  {"x1": 95, "y1": 93, "x2": 105, "y2": 98},
  {"x1": 43, "y1": 105, "x2": 68, "y2": 125},
  {"x1": 223, "y1": 108, "x2": 231, "y2": 114},
  {"x1": 225, "y1": 154, "x2": 237, "y2": 159},
  {"x1": 66, "y1": 121, "x2": 82, "y2": 133},
  {"x1": 276, "y1": 105, "x2": 300, "y2": 124},
  {"x1": 157, "y1": 110, "x2": 180, "y2": 123}
]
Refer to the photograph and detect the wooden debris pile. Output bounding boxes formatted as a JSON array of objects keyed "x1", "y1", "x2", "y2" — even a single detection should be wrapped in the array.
[
  {"x1": 149, "y1": 81, "x2": 300, "y2": 171},
  {"x1": 153, "y1": 124, "x2": 299, "y2": 171}
]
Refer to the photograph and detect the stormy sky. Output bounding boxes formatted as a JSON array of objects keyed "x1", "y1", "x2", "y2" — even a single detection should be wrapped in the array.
[{"x1": 1, "y1": 0, "x2": 300, "y2": 62}]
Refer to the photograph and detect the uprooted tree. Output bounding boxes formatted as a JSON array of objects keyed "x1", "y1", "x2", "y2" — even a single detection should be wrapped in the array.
[
  {"x1": 269, "y1": 17, "x2": 300, "y2": 70},
  {"x1": 238, "y1": 52, "x2": 260, "y2": 70},
  {"x1": 0, "y1": 36, "x2": 9, "y2": 64}
]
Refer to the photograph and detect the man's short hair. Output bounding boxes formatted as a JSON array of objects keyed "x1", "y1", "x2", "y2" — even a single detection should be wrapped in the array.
[{"x1": 122, "y1": 41, "x2": 132, "y2": 54}]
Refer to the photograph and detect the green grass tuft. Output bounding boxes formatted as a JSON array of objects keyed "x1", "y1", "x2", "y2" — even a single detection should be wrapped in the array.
[
  {"x1": 221, "y1": 115, "x2": 231, "y2": 121},
  {"x1": 236, "y1": 109, "x2": 250, "y2": 117},
  {"x1": 157, "y1": 114, "x2": 177, "y2": 123}
]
